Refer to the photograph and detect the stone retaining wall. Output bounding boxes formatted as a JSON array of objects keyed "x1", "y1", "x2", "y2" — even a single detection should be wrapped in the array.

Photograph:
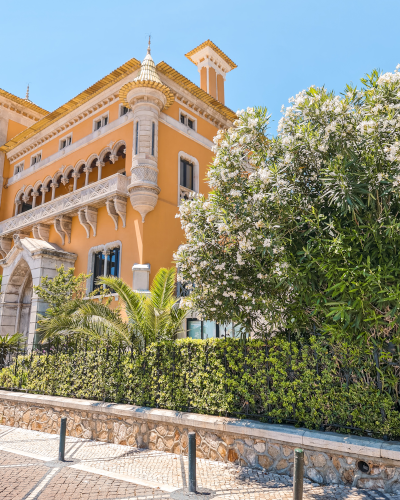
[{"x1": 1, "y1": 390, "x2": 400, "y2": 493}]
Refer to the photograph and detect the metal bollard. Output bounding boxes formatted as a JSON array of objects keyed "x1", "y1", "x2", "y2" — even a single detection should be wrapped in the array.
[
  {"x1": 59, "y1": 417, "x2": 67, "y2": 461},
  {"x1": 293, "y1": 448, "x2": 304, "y2": 500},
  {"x1": 188, "y1": 432, "x2": 196, "y2": 493}
]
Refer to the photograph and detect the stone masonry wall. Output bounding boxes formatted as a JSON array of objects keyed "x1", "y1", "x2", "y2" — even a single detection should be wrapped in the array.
[{"x1": 1, "y1": 393, "x2": 400, "y2": 493}]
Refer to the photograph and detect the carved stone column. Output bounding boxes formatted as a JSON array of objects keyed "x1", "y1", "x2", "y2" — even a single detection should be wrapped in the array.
[
  {"x1": 41, "y1": 187, "x2": 48, "y2": 205},
  {"x1": 96, "y1": 160, "x2": 105, "y2": 181},
  {"x1": 14, "y1": 200, "x2": 21, "y2": 216},
  {"x1": 32, "y1": 191, "x2": 38, "y2": 209},
  {"x1": 50, "y1": 182, "x2": 58, "y2": 201},
  {"x1": 84, "y1": 166, "x2": 92, "y2": 186},
  {"x1": 72, "y1": 172, "x2": 80, "y2": 191}
]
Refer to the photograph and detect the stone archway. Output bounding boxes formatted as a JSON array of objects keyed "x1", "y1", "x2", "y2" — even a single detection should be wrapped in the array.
[
  {"x1": 1, "y1": 259, "x2": 33, "y2": 338},
  {"x1": 0, "y1": 237, "x2": 77, "y2": 347}
]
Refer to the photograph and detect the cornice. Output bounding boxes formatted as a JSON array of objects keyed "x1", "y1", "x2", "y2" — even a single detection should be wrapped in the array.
[
  {"x1": 0, "y1": 97, "x2": 43, "y2": 123},
  {"x1": 1, "y1": 58, "x2": 141, "y2": 156},
  {"x1": 0, "y1": 88, "x2": 48, "y2": 118},
  {"x1": 185, "y1": 40, "x2": 237, "y2": 70},
  {"x1": 158, "y1": 74, "x2": 232, "y2": 130},
  {"x1": 7, "y1": 93, "x2": 122, "y2": 164}
]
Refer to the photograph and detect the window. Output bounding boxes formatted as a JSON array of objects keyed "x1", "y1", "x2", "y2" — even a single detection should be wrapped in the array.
[
  {"x1": 14, "y1": 162, "x2": 24, "y2": 175},
  {"x1": 91, "y1": 244, "x2": 121, "y2": 294},
  {"x1": 108, "y1": 247, "x2": 120, "y2": 278},
  {"x1": 31, "y1": 153, "x2": 42, "y2": 166},
  {"x1": 187, "y1": 319, "x2": 219, "y2": 339},
  {"x1": 151, "y1": 122, "x2": 155, "y2": 156},
  {"x1": 93, "y1": 114, "x2": 109, "y2": 131},
  {"x1": 180, "y1": 159, "x2": 194, "y2": 191},
  {"x1": 120, "y1": 105, "x2": 130, "y2": 117},
  {"x1": 135, "y1": 122, "x2": 139, "y2": 154},
  {"x1": 186, "y1": 320, "x2": 244, "y2": 339},
  {"x1": 179, "y1": 111, "x2": 196, "y2": 131},
  {"x1": 59, "y1": 135, "x2": 72, "y2": 150},
  {"x1": 92, "y1": 252, "x2": 105, "y2": 293}
]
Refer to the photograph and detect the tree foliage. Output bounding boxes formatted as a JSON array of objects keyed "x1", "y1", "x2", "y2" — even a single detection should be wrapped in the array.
[
  {"x1": 176, "y1": 67, "x2": 400, "y2": 347},
  {"x1": 36, "y1": 268, "x2": 188, "y2": 347},
  {"x1": 34, "y1": 266, "x2": 90, "y2": 317},
  {"x1": 0, "y1": 333, "x2": 25, "y2": 366}
]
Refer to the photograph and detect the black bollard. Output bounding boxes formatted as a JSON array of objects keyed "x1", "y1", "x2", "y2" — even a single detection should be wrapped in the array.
[
  {"x1": 293, "y1": 448, "x2": 304, "y2": 500},
  {"x1": 59, "y1": 417, "x2": 67, "y2": 461},
  {"x1": 188, "y1": 432, "x2": 196, "y2": 493}
]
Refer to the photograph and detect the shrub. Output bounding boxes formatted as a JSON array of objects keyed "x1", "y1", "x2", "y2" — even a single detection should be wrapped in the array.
[{"x1": 1, "y1": 337, "x2": 399, "y2": 439}]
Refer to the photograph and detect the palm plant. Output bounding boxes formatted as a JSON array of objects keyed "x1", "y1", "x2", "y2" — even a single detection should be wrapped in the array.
[
  {"x1": 37, "y1": 268, "x2": 188, "y2": 348},
  {"x1": 0, "y1": 333, "x2": 25, "y2": 366}
]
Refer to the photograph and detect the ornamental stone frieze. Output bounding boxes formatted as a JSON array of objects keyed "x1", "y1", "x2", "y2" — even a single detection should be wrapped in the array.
[{"x1": 119, "y1": 40, "x2": 174, "y2": 222}]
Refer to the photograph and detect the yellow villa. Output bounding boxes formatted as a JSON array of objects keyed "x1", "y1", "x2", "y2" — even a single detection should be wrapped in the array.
[{"x1": 0, "y1": 40, "x2": 238, "y2": 345}]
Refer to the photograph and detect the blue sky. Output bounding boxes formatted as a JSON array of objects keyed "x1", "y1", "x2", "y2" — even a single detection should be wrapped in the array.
[{"x1": 2, "y1": 0, "x2": 400, "y2": 133}]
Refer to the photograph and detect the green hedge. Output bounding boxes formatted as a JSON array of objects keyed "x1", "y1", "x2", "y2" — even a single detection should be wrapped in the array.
[{"x1": 1, "y1": 337, "x2": 399, "y2": 439}]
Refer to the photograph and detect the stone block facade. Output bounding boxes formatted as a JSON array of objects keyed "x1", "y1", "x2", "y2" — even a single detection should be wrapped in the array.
[{"x1": 1, "y1": 390, "x2": 400, "y2": 493}]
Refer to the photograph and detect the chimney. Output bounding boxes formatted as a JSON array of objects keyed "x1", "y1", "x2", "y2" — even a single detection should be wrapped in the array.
[{"x1": 185, "y1": 40, "x2": 237, "y2": 105}]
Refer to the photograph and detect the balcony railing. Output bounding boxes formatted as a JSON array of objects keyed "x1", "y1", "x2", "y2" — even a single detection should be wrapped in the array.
[{"x1": 0, "y1": 173, "x2": 130, "y2": 237}]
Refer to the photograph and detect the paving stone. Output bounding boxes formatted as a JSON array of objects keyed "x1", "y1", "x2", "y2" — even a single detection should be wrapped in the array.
[{"x1": 1, "y1": 424, "x2": 400, "y2": 499}]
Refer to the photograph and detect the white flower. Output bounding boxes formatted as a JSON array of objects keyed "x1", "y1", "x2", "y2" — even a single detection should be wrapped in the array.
[
  {"x1": 259, "y1": 168, "x2": 273, "y2": 184},
  {"x1": 248, "y1": 118, "x2": 258, "y2": 128},
  {"x1": 230, "y1": 189, "x2": 241, "y2": 197},
  {"x1": 237, "y1": 253, "x2": 245, "y2": 265},
  {"x1": 263, "y1": 238, "x2": 272, "y2": 247}
]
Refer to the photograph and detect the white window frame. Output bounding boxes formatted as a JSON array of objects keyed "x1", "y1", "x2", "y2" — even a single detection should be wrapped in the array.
[
  {"x1": 93, "y1": 112, "x2": 110, "y2": 132},
  {"x1": 13, "y1": 161, "x2": 24, "y2": 176},
  {"x1": 119, "y1": 104, "x2": 130, "y2": 117},
  {"x1": 177, "y1": 151, "x2": 199, "y2": 205},
  {"x1": 59, "y1": 134, "x2": 73, "y2": 151},
  {"x1": 86, "y1": 240, "x2": 122, "y2": 295},
  {"x1": 179, "y1": 109, "x2": 197, "y2": 132},
  {"x1": 30, "y1": 151, "x2": 42, "y2": 167}
]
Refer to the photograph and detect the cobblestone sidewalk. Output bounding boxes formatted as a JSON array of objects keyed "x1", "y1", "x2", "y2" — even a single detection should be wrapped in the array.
[{"x1": 0, "y1": 424, "x2": 398, "y2": 500}]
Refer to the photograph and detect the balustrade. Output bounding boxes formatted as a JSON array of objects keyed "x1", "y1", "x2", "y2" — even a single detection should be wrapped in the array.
[{"x1": 0, "y1": 173, "x2": 130, "y2": 238}]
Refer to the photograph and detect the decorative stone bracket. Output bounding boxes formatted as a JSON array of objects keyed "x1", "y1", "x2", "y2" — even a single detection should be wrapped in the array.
[
  {"x1": 0, "y1": 236, "x2": 12, "y2": 258},
  {"x1": 78, "y1": 206, "x2": 98, "y2": 238},
  {"x1": 106, "y1": 196, "x2": 127, "y2": 229},
  {"x1": 54, "y1": 215, "x2": 72, "y2": 245},
  {"x1": 32, "y1": 223, "x2": 50, "y2": 242}
]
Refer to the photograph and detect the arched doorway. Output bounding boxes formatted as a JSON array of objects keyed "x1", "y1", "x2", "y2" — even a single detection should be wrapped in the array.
[
  {"x1": 0, "y1": 237, "x2": 77, "y2": 347},
  {"x1": 2, "y1": 259, "x2": 33, "y2": 338}
]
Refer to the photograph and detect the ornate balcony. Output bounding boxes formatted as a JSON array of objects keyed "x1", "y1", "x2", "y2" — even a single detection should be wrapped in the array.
[{"x1": 0, "y1": 174, "x2": 130, "y2": 249}]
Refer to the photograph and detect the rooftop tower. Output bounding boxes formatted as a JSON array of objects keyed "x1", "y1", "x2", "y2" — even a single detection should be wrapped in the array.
[{"x1": 185, "y1": 40, "x2": 237, "y2": 105}]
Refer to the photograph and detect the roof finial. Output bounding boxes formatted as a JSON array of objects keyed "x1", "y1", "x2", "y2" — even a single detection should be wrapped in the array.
[
  {"x1": 25, "y1": 84, "x2": 29, "y2": 101},
  {"x1": 147, "y1": 35, "x2": 151, "y2": 55}
]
